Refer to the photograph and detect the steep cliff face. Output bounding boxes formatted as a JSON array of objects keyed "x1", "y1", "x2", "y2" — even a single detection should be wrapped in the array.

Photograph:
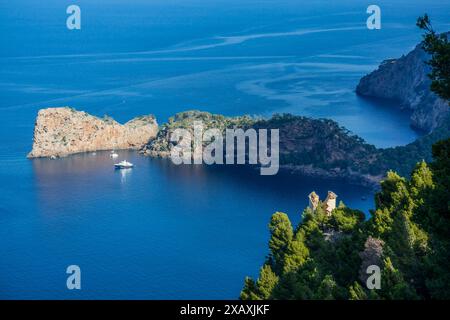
[
  {"x1": 356, "y1": 40, "x2": 449, "y2": 133},
  {"x1": 28, "y1": 107, "x2": 158, "y2": 158}
]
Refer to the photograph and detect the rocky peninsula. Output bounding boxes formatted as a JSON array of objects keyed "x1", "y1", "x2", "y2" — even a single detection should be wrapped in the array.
[
  {"x1": 140, "y1": 110, "x2": 382, "y2": 187},
  {"x1": 28, "y1": 107, "x2": 158, "y2": 158},
  {"x1": 139, "y1": 109, "x2": 449, "y2": 187}
]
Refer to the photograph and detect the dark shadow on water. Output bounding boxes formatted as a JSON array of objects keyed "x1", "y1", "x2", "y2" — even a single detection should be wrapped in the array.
[
  {"x1": 355, "y1": 94, "x2": 427, "y2": 137},
  {"x1": 31, "y1": 150, "x2": 375, "y2": 217}
]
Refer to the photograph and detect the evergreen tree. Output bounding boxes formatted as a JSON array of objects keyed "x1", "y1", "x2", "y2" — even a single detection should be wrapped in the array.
[
  {"x1": 348, "y1": 282, "x2": 368, "y2": 300},
  {"x1": 255, "y1": 265, "x2": 279, "y2": 299},
  {"x1": 417, "y1": 15, "x2": 450, "y2": 101},
  {"x1": 314, "y1": 275, "x2": 340, "y2": 300},
  {"x1": 240, "y1": 277, "x2": 259, "y2": 300},
  {"x1": 268, "y1": 212, "x2": 293, "y2": 271},
  {"x1": 282, "y1": 231, "x2": 310, "y2": 274},
  {"x1": 380, "y1": 257, "x2": 419, "y2": 300}
]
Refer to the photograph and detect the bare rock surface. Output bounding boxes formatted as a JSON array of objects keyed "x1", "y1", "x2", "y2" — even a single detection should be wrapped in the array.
[{"x1": 28, "y1": 107, "x2": 158, "y2": 158}]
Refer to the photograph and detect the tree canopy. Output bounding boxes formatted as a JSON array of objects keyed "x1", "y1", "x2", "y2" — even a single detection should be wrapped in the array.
[
  {"x1": 241, "y1": 15, "x2": 450, "y2": 300},
  {"x1": 241, "y1": 142, "x2": 450, "y2": 299}
]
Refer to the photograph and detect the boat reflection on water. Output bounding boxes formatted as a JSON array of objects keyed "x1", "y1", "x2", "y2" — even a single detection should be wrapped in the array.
[{"x1": 119, "y1": 168, "x2": 132, "y2": 184}]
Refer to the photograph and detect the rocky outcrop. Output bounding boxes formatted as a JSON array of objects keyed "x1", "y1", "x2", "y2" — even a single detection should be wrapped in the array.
[
  {"x1": 356, "y1": 36, "x2": 449, "y2": 133},
  {"x1": 308, "y1": 192, "x2": 320, "y2": 211},
  {"x1": 308, "y1": 191, "x2": 338, "y2": 216},
  {"x1": 358, "y1": 237, "x2": 384, "y2": 285},
  {"x1": 28, "y1": 107, "x2": 158, "y2": 158},
  {"x1": 323, "y1": 191, "x2": 337, "y2": 215}
]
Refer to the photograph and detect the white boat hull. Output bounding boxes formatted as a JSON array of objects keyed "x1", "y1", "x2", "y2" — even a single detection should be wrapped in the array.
[{"x1": 115, "y1": 164, "x2": 134, "y2": 169}]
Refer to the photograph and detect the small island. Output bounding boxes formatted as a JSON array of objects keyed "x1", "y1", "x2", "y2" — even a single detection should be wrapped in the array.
[{"x1": 27, "y1": 107, "x2": 158, "y2": 158}]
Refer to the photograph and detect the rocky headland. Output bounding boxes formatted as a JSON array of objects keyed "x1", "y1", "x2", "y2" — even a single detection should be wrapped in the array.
[
  {"x1": 28, "y1": 107, "x2": 158, "y2": 158},
  {"x1": 356, "y1": 34, "x2": 449, "y2": 133},
  {"x1": 141, "y1": 110, "x2": 382, "y2": 187},
  {"x1": 140, "y1": 109, "x2": 449, "y2": 187}
]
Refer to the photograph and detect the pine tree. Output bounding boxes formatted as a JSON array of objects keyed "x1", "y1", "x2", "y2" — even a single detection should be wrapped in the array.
[
  {"x1": 348, "y1": 282, "x2": 368, "y2": 300},
  {"x1": 315, "y1": 275, "x2": 340, "y2": 300},
  {"x1": 268, "y1": 212, "x2": 293, "y2": 271},
  {"x1": 417, "y1": 15, "x2": 450, "y2": 101},
  {"x1": 240, "y1": 277, "x2": 259, "y2": 300},
  {"x1": 380, "y1": 257, "x2": 419, "y2": 300},
  {"x1": 282, "y1": 231, "x2": 310, "y2": 273},
  {"x1": 255, "y1": 265, "x2": 279, "y2": 299}
]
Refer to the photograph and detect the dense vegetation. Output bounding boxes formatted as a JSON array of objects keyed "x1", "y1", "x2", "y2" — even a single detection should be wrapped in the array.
[
  {"x1": 241, "y1": 16, "x2": 450, "y2": 300},
  {"x1": 240, "y1": 138, "x2": 450, "y2": 299},
  {"x1": 140, "y1": 110, "x2": 256, "y2": 157},
  {"x1": 376, "y1": 114, "x2": 450, "y2": 177}
]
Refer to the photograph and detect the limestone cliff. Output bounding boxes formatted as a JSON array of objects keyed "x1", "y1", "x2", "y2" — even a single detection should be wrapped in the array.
[
  {"x1": 28, "y1": 107, "x2": 158, "y2": 158},
  {"x1": 356, "y1": 37, "x2": 449, "y2": 133}
]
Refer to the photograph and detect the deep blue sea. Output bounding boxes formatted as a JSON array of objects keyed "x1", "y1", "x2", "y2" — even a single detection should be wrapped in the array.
[{"x1": 0, "y1": 0, "x2": 449, "y2": 299}]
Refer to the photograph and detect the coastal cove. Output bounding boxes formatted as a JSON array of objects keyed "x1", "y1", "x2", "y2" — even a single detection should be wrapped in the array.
[
  {"x1": 0, "y1": 150, "x2": 373, "y2": 299},
  {"x1": 1, "y1": 0, "x2": 449, "y2": 299}
]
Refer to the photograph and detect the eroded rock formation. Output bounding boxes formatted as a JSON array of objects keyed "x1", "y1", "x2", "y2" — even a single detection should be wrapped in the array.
[
  {"x1": 308, "y1": 191, "x2": 338, "y2": 215},
  {"x1": 308, "y1": 192, "x2": 320, "y2": 211},
  {"x1": 358, "y1": 237, "x2": 384, "y2": 285},
  {"x1": 28, "y1": 107, "x2": 158, "y2": 158},
  {"x1": 323, "y1": 191, "x2": 337, "y2": 215}
]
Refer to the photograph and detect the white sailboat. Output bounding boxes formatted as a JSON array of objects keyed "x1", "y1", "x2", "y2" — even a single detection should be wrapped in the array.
[
  {"x1": 110, "y1": 150, "x2": 119, "y2": 158},
  {"x1": 114, "y1": 160, "x2": 134, "y2": 169}
]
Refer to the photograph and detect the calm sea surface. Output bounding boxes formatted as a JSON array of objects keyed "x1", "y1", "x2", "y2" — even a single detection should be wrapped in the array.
[{"x1": 0, "y1": 0, "x2": 449, "y2": 299}]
